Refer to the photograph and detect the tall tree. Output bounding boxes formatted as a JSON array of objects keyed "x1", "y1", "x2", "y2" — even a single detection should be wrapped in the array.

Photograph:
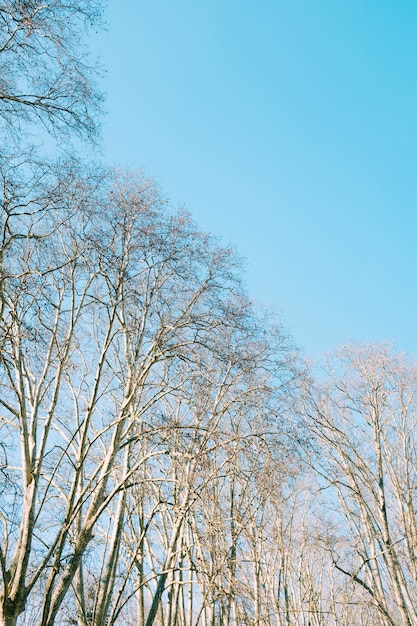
[
  {"x1": 0, "y1": 167, "x2": 298, "y2": 626},
  {"x1": 305, "y1": 343, "x2": 417, "y2": 626}
]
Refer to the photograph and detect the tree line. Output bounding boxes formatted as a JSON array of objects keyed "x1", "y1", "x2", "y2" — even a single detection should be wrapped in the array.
[{"x1": 1, "y1": 2, "x2": 417, "y2": 625}]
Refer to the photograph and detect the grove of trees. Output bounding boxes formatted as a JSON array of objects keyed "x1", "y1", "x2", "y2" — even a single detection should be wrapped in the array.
[{"x1": 1, "y1": 2, "x2": 416, "y2": 626}]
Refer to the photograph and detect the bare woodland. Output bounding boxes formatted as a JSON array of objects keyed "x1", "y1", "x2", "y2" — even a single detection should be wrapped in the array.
[{"x1": 1, "y1": 2, "x2": 417, "y2": 625}]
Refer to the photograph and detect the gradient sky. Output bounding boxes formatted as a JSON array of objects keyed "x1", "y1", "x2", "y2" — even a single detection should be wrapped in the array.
[{"x1": 90, "y1": 1, "x2": 417, "y2": 357}]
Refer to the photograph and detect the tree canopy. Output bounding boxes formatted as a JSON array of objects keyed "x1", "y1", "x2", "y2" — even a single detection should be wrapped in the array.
[{"x1": 0, "y1": 2, "x2": 416, "y2": 625}]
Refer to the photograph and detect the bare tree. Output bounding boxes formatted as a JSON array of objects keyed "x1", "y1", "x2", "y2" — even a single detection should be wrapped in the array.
[
  {"x1": 0, "y1": 166, "x2": 301, "y2": 626},
  {"x1": 305, "y1": 343, "x2": 417, "y2": 626},
  {"x1": 0, "y1": 0, "x2": 105, "y2": 147},
  {"x1": 80, "y1": 309, "x2": 298, "y2": 626}
]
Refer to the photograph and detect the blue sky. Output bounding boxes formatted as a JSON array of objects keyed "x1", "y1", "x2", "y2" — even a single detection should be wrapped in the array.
[{"x1": 91, "y1": 1, "x2": 417, "y2": 356}]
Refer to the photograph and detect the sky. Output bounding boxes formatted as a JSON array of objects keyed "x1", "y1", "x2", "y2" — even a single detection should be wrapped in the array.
[{"x1": 90, "y1": 1, "x2": 417, "y2": 357}]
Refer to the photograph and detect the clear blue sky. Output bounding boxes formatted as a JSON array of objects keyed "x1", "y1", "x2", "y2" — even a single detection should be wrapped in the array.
[{"x1": 91, "y1": 1, "x2": 417, "y2": 357}]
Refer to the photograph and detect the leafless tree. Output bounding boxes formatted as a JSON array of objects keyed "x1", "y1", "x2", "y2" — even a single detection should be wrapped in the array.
[
  {"x1": 74, "y1": 306, "x2": 298, "y2": 626},
  {"x1": 305, "y1": 343, "x2": 417, "y2": 626},
  {"x1": 0, "y1": 166, "x2": 300, "y2": 626},
  {"x1": 0, "y1": 0, "x2": 105, "y2": 148}
]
